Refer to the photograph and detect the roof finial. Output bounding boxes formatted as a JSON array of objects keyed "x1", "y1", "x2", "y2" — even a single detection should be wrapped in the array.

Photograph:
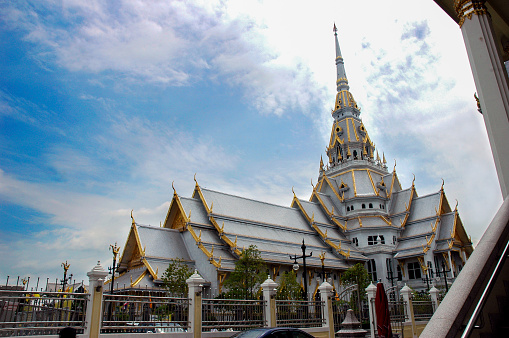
[
  {"x1": 393, "y1": 160, "x2": 397, "y2": 172},
  {"x1": 172, "y1": 181, "x2": 176, "y2": 195},
  {"x1": 333, "y1": 22, "x2": 338, "y2": 35},
  {"x1": 292, "y1": 186, "x2": 296, "y2": 198}
]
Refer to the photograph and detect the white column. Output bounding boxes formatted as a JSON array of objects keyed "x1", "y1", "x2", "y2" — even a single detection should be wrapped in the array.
[
  {"x1": 85, "y1": 261, "x2": 108, "y2": 338},
  {"x1": 261, "y1": 276, "x2": 277, "y2": 327},
  {"x1": 400, "y1": 284, "x2": 417, "y2": 338},
  {"x1": 458, "y1": 0, "x2": 509, "y2": 198},
  {"x1": 318, "y1": 282, "x2": 334, "y2": 338},
  {"x1": 448, "y1": 251, "x2": 455, "y2": 278},
  {"x1": 429, "y1": 286, "x2": 440, "y2": 312},
  {"x1": 365, "y1": 283, "x2": 377, "y2": 338},
  {"x1": 186, "y1": 270, "x2": 205, "y2": 338}
]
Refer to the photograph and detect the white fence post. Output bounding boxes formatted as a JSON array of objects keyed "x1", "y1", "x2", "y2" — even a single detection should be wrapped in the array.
[
  {"x1": 85, "y1": 261, "x2": 108, "y2": 338},
  {"x1": 186, "y1": 270, "x2": 205, "y2": 338},
  {"x1": 365, "y1": 283, "x2": 377, "y2": 338},
  {"x1": 261, "y1": 276, "x2": 277, "y2": 327},
  {"x1": 400, "y1": 284, "x2": 417, "y2": 338},
  {"x1": 429, "y1": 286, "x2": 440, "y2": 312},
  {"x1": 318, "y1": 282, "x2": 334, "y2": 338}
]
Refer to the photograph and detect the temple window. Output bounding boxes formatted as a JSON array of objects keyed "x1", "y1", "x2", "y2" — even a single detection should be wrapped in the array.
[
  {"x1": 362, "y1": 204, "x2": 366, "y2": 209},
  {"x1": 352, "y1": 237, "x2": 358, "y2": 246},
  {"x1": 408, "y1": 262, "x2": 422, "y2": 279},
  {"x1": 379, "y1": 235, "x2": 385, "y2": 244},
  {"x1": 369, "y1": 203, "x2": 373, "y2": 208},
  {"x1": 366, "y1": 259, "x2": 377, "y2": 281},
  {"x1": 368, "y1": 235, "x2": 378, "y2": 245}
]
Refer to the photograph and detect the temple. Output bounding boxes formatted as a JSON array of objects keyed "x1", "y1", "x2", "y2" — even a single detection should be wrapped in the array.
[{"x1": 112, "y1": 26, "x2": 473, "y2": 296}]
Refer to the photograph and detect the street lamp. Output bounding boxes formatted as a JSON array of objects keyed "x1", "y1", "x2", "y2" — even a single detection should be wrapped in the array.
[
  {"x1": 435, "y1": 261, "x2": 451, "y2": 293},
  {"x1": 108, "y1": 242, "x2": 121, "y2": 321},
  {"x1": 289, "y1": 239, "x2": 312, "y2": 300},
  {"x1": 422, "y1": 268, "x2": 433, "y2": 291},
  {"x1": 317, "y1": 252, "x2": 326, "y2": 283},
  {"x1": 61, "y1": 261, "x2": 70, "y2": 292}
]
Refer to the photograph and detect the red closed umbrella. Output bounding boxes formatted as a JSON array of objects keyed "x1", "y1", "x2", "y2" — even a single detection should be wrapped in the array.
[{"x1": 375, "y1": 283, "x2": 392, "y2": 338}]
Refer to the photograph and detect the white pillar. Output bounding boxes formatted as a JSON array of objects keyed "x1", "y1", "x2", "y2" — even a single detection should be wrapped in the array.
[
  {"x1": 365, "y1": 283, "x2": 377, "y2": 338},
  {"x1": 85, "y1": 261, "x2": 108, "y2": 338},
  {"x1": 186, "y1": 270, "x2": 205, "y2": 338},
  {"x1": 448, "y1": 251, "x2": 455, "y2": 278},
  {"x1": 318, "y1": 282, "x2": 334, "y2": 338},
  {"x1": 458, "y1": 0, "x2": 509, "y2": 198},
  {"x1": 400, "y1": 284, "x2": 417, "y2": 338},
  {"x1": 261, "y1": 276, "x2": 277, "y2": 327},
  {"x1": 429, "y1": 286, "x2": 440, "y2": 312}
]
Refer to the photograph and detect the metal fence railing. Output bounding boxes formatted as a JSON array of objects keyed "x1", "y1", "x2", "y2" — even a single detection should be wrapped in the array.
[
  {"x1": 202, "y1": 298, "x2": 265, "y2": 332},
  {"x1": 0, "y1": 290, "x2": 88, "y2": 336},
  {"x1": 412, "y1": 299, "x2": 434, "y2": 321},
  {"x1": 101, "y1": 293, "x2": 189, "y2": 333},
  {"x1": 388, "y1": 300, "x2": 406, "y2": 337},
  {"x1": 276, "y1": 300, "x2": 324, "y2": 328}
]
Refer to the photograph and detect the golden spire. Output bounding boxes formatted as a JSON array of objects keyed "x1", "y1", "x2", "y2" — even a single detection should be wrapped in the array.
[
  {"x1": 382, "y1": 152, "x2": 387, "y2": 164},
  {"x1": 320, "y1": 156, "x2": 324, "y2": 172}
]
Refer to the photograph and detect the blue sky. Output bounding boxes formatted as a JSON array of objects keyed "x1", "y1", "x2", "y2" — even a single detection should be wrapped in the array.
[{"x1": 0, "y1": 0, "x2": 503, "y2": 286}]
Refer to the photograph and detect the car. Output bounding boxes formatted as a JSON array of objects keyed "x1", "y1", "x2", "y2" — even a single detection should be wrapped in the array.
[{"x1": 230, "y1": 327, "x2": 315, "y2": 338}]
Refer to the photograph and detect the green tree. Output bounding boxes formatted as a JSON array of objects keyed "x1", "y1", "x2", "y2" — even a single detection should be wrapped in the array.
[
  {"x1": 338, "y1": 263, "x2": 371, "y2": 319},
  {"x1": 276, "y1": 270, "x2": 302, "y2": 300},
  {"x1": 223, "y1": 245, "x2": 267, "y2": 299},
  {"x1": 340, "y1": 263, "x2": 371, "y2": 293},
  {"x1": 161, "y1": 258, "x2": 193, "y2": 296}
]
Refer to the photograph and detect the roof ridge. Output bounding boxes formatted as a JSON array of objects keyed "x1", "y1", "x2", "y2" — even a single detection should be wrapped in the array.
[
  {"x1": 412, "y1": 190, "x2": 441, "y2": 200},
  {"x1": 200, "y1": 187, "x2": 293, "y2": 209}
]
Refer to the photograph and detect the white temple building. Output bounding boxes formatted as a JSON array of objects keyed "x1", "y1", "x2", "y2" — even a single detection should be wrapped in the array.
[{"x1": 112, "y1": 26, "x2": 473, "y2": 297}]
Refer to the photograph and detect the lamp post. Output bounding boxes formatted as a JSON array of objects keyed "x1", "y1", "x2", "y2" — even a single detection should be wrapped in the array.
[
  {"x1": 386, "y1": 259, "x2": 399, "y2": 301},
  {"x1": 289, "y1": 239, "x2": 312, "y2": 300},
  {"x1": 108, "y1": 242, "x2": 121, "y2": 321},
  {"x1": 422, "y1": 268, "x2": 432, "y2": 291},
  {"x1": 61, "y1": 261, "x2": 70, "y2": 292},
  {"x1": 317, "y1": 252, "x2": 326, "y2": 283},
  {"x1": 435, "y1": 261, "x2": 450, "y2": 293}
]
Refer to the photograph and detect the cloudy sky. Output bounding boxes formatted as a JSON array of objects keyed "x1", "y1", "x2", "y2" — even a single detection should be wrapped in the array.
[{"x1": 0, "y1": 0, "x2": 503, "y2": 286}]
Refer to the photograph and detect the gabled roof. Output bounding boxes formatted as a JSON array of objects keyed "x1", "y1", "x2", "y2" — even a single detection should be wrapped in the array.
[
  {"x1": 199, "y1": 187, "x2": 309, "y2": 231},
  {"x1": 407, "y1": 191, "x2": 442, "y2": 222},
  {"x1": 138, "y1": 226, "x2": 191, "y2": 261}
]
